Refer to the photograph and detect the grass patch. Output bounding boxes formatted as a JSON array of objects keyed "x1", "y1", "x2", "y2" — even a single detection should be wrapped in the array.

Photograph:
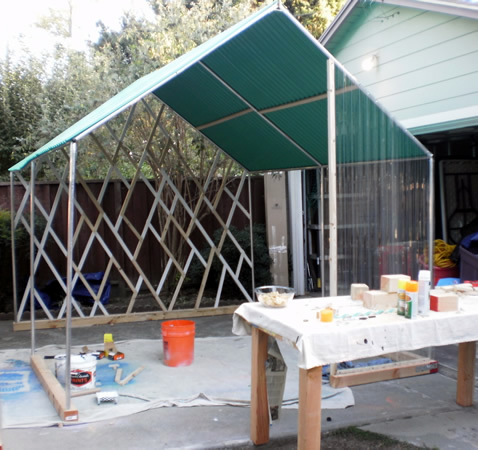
[{"x1": 321, "y1": 426, "x2": 435, "y2": 449}]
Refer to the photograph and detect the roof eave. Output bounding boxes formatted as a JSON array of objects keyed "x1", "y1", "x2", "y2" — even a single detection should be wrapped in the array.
[
  {"x1": 319, "y1": 0, "x2": 360, "y2": 46},
  {"x1": 381, "y1": 0, "x2": 478, "y2": 19},
  {"x1": 320, "y1": 0, "x2": 478, "y2": 46}
]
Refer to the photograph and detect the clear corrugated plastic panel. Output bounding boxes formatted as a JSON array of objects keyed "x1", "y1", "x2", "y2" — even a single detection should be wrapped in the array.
[{"x1": 323, "y1": 67, "x2": 431, "y2": 295}]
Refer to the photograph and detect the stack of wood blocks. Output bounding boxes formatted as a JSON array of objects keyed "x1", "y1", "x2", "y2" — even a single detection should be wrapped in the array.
[{"x1": 351, "y1": 274, "x2": 410, "y2": 309}]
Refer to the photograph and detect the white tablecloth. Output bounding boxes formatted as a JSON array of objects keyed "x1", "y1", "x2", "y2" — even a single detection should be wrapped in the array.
[{"x1": 233, "y1": 295, "x2": 478, "y2": 369}]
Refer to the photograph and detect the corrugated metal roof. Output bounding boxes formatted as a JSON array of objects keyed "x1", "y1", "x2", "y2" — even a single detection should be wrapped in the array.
[{"x1": 10, "y1": 1, "x2": 429, "y2": 173}]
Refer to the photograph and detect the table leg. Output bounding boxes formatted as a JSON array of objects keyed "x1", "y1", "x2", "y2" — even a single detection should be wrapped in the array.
[
  {"x1": 298, "y1": 366, "x2": 322, "y2": 450},
  {"x1": 457, "y1": 341, "x2": 476, "y2": 407},
  {"x1": 251, "y1": 327, "x2": 269, "y2": 445}
]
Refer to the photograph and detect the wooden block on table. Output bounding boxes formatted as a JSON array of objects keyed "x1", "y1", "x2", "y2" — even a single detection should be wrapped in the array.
[
  {"x1": 430, "y1": 290, "x2": 458, "y2": 312},
  {"x1": 363, "y1": 290, "x2": 398, "y2": 309},
  {"x1": 351, "y1": 283, "x2": 369, "y2": 300},
  {"x1": 380, "y1": 275, "x2": 411, "y2": 293}
]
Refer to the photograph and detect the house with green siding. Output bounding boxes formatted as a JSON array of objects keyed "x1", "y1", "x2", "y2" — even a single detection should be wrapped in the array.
[{"x1": 320, "y1": 0, "x2": 478, "y2": 246}]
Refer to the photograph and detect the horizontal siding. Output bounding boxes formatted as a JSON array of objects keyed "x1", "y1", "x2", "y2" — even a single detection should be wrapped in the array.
[
  {"x1": 358, "y1": 31, "x2": 478, "y2": 87},
  {"x1": 336, "y1": 7, "x2": 443, "y2": 63},
  {"x1": 371, "y1": 50, "x2": 478, "y2": 103},
  {"x1": 329, "y1": 3, "x2": 478, "y2": 128},
  {"x1": 392, "y1": 91, "x2": 478, "y2": 121}
]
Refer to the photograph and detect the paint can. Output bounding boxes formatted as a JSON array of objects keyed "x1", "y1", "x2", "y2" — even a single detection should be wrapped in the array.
[{"x1": 55, "y1": 354, "x2": 97, "y2": 390}]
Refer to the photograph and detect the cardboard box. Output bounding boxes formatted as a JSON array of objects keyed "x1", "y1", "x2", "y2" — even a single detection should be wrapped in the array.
[
  {"x1": 363, "y1": 290, "x2": 398, "y2": 309},
  {"x1": 350, "y1": 283, "x2": 369, "y2": 300},
  {"x1": 380, "y1": 274, "x2": 411, "y2": 293},
  {"x1": 430, "y1": 290, "x2": 459, "y2": 312}
]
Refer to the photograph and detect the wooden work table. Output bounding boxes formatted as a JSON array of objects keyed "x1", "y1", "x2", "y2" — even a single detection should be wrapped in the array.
[{"x1": 232, "y1": 296, "x2": 478, "y2": 449}]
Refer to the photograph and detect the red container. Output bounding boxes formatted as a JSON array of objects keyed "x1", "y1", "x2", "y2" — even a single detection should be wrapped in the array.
[{"x1": 433, "y1": 265, "x2": 459, "y2": 286}]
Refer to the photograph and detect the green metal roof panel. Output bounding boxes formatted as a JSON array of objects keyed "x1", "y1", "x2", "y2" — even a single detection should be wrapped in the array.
[
  {"x1": 335, "y1": 70, "x2": 427, "y2": 162},
  {"x1": 201, "y1": 112, "x2": 317, "y2": 172},
  {"x1": 266, "y1": 100, "x2": 329, "y2": 165},
  {"x1": 10, "y1": 1, "x2": 430, "y2": 173},
  {"x1": 202, "y1": 11, "x2": 329, "y2": 110},
  {"x1": 154, "y1": 64, "x2": 248, "y2": 127}
]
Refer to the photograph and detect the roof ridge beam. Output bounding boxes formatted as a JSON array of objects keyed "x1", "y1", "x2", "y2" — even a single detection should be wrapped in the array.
[{"x1": 197, "y1": 85, "x2": 358, "y2": 131}]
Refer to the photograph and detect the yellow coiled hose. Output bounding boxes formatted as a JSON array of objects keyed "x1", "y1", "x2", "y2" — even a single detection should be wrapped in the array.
[{"x1": 434, "y1": 239, "x2": 456, "y2": 268}]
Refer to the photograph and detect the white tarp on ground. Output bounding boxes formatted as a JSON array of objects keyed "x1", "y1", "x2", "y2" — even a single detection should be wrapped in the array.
[{"x1": 0, "y1": 336, "x2": 354, "y2": 428}]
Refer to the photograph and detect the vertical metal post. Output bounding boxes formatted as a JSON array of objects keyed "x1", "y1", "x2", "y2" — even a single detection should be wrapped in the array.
[
  {"x1": 428, "y1": 157, "x2": 435, "y2": 287},
  {"x1": 319, "y1": 167, "x2": 325, "y2": 297},
  {"x1": 327, "y1": 59, "x2": 338, "y2": 297},
  {"x1": 288, "y1": 171, "x2": 305, "y2": 295},
  {"x1": 29, "y1": 163, "x2": 36, "y2": 353},
  {"x1": 65, "y1": 141, "x2": 78, "y2": 409},
  {"x1": 248, "y1": 173, "x2": 255, "y2": 295},
  {"x1": 10, "y1": 172, "x2": 18, "y2": 321}
]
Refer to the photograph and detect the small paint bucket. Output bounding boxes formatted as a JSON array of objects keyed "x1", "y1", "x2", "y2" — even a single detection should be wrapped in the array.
[{"x1": 55, "y1": 354, "x2": 97, "y2": 390}]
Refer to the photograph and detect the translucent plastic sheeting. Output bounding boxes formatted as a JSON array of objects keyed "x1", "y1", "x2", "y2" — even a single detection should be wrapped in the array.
[{"x1": 320, "y1": 68, "x2": 431, "y2": 294}]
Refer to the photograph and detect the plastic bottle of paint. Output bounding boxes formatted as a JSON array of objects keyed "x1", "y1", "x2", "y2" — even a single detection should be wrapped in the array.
[
  {"x1": 405, "y1": 280, "x2": 419, "y2": 319},
  {"x1": 418, "y1": 270, "x2": 431, "y2": 316},
  {"x1": 397, "y1": 278, "x2": 408, "y2": 316}
]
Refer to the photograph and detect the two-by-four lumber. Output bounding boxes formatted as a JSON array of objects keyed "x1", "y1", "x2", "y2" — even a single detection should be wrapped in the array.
[
  {"x1": 298, "y1": 366, "x2": 323, "y2": 449},
  {"x1": 30, "y1": 354, "x2": 79, "y2": 422},
  {"x1": 457, "y1": 341, "x2": 477, "y2": 407},
  {"x1": 329, "y1": 358, "x2": 436, "y2": 388},
  {"x1": 250, "y1": 327, "x2": 269, "y2": 445},
  {"x1": 13, "y1": 305, "x2": 239, "y2": 331}
]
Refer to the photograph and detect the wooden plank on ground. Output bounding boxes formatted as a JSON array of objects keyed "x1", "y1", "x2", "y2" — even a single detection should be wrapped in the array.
[
  {"x1": 330, "y1": 358, "x2": 438, "y2": 388},
  {"x1": 13, "y1": 305, "x2": 239, "y2": 331},
  {"x1": 71, "y1": 388, "x2": 101, "y2": 398},
  {"x1": 30, "y1": 355, "x2": 79, "y2": 422}
]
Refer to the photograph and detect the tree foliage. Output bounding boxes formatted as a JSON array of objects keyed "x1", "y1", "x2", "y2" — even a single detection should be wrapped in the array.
[
  {"x1": 0, "y1": 55, "x2": 44, "y2": 173},
  {"x1": 285, "y1": 0, "x2": 345, "y2": 38}
]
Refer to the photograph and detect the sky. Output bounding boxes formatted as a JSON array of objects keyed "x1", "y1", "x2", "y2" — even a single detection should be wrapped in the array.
[{"x1": 0, "y1": 0, "x2": 153, "y2": 56}]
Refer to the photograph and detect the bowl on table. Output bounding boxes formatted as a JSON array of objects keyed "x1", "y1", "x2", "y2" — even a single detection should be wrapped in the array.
[{"x1": 254, "y1": 286, "x2": 295, "y2": 308}]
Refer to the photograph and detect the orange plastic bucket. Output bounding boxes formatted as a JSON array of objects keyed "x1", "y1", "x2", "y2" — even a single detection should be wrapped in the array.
[{"x1": 161, "y1": 320, "x2": 195, "y2": 367}]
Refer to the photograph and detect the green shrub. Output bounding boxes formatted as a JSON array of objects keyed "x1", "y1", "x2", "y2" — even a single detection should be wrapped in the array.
[{"x1": 0, "y1": 209, "x2": 43, "y2": 312}]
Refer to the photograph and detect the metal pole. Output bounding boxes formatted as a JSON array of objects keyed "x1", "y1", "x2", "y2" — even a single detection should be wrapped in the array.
[
  {"x1": 288, "y1": 171, "x2": 305, "y2": 295},
  {"x1": 248, "y1": 173, "x2": 255, "y2": 296},
  {"x1": 428, "y1": 157, "x2": 435, "y2": 287},
  {"x1": 65, "y1": 141, "x2": 78, "y2": 409},
  {"x1": 327, "y1": 59, "x2": 338, "y2": 297},
  {"x1": 10, "y1": 172, "x2": 18, "y2": 322},
  {"x1": 319, "y1": 167, "x2": 325, "y2": 297},
  {"x1": 29, "y1": 162, "x2": 36, "y2": 353}
]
